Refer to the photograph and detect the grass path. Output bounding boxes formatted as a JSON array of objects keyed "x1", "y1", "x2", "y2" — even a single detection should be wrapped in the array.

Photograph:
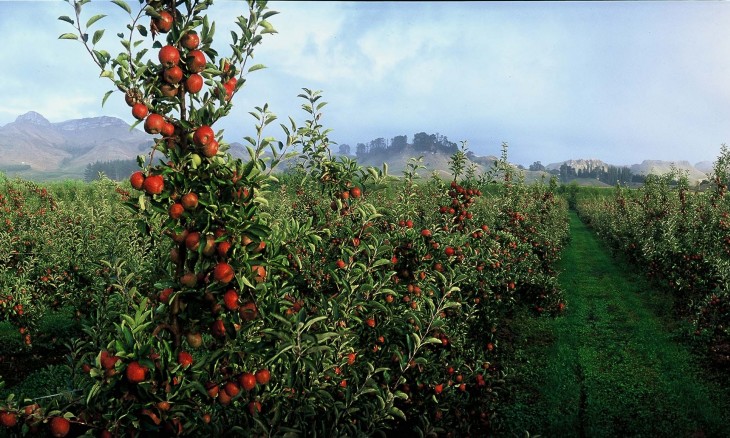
[{"x1": 501, "y1": 211, "x2": 730, "y2": 437}]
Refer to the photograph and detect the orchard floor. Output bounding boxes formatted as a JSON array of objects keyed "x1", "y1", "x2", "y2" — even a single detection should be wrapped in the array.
[{"x1": 499, "y1": 211, "x2": 730, "y2": 438}]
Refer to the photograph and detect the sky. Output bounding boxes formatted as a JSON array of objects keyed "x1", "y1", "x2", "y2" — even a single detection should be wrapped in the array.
[{"x1": 1, "y1": 1, "x2": 730, "y2": 167}]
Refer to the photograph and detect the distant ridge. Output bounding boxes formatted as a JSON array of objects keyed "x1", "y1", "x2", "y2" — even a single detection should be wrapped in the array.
[{"x1": 0, "y1": 111, "x2": 151, "y2": 175}]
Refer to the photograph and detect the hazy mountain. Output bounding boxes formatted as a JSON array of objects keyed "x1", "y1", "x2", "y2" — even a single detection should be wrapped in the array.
[
  {"x1": 546, "y1": 159, "x2": 610, "y2": 172},
  {"x1": 630, "y1": 160, "x2": 706, "y2": 182},
  {"x1": 0, "y1": 111, "x2": 151, "y2": 173},
  {"x1": 0, "y1": 111, "x2": 719, "y2": 184},
  {"x1": 353, "y1": 146, "x2": 500, "y2": 178},
  {"x1": 695, "y1": 161, "x2": 714, "y2": 174}
]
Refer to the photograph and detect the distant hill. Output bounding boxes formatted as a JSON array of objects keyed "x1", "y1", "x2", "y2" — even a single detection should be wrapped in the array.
[
  {"x1": 353, "y1": 146, "x2": 499, "y2": 178},
  {"x1": 0, "y1": 111, "x2": 720, "y2": 184},
  {"x1": 0, "y1": 111, "x2": 151, "y2": 179},
  {"x1": 546, "y1": 158, "x2": 610, "y2": 172},
  {"x1": 630, "y1": 160, "x2": 707, "y2": 182}
]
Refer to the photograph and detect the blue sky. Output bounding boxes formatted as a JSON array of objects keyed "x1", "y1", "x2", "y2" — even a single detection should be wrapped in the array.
[{"x1": 1, "y1": 1, "x2": 729, "y2": 166}]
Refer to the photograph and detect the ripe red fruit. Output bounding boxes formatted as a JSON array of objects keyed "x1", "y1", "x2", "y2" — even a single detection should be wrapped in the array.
[
  {"x1": 181, "y1": 31, "x2": 200, "y2": 50},
  {"x1": 144, "y1": 113, "x2": 166, "y2": 135},
  {"x1": 336, "y1": 259, "x2": 346, "y2": 269},
  {"x1": 444, "y1": 247, "x2": 455, "y2": 257},
  {"x1": 132, "y1": 103, "x2": 148, "y2": 120},
  {"x1": 169, "y1": 203, "x2": 184, "y2": 219},
  {"x1": 205, "y1": 381, "x2": 219, "y2": 398},
  {"x1": 158, "y1": 45, "x2": 180, "y2": 68},
  {"x1": 186, "y1": 50, "x2": 206, "y2": 73},
  {"x1": 49, "y1": 417, "x2": 71, "y2": 437},
  {"x1": 181, "y1": 192, "x2": 199, "y2": 210},
  {"x1": 251, "y1": 265, "x2": 266, "y2": 283},
  {"x1": 365, "y1": 317, "x2": 376, "y2": 328},
  {"x1": 185, "y1": 231, "x2": 201, "y2": 251},
  {"x1": 217, "y1": 241, "x2": 232, "y2": 258},
  {"x1": 346, "y1": 353, "x2": 356, "y2": 365},
  {"x1": 224, "y1": 381, "x2": 240, "y2": 398},
  {"x1": 193, "y1": 125, "x2": 215, "y2": 147},
  {"x1": 201, "y1": 139, "x2": 219, "y2": 158},
  {"x1": 159, "y1": 84, "x2": 179, "y2": 98},
  {"x1": 255, "y1": 369, "x2": 270, "y2": 385},
  {"x1": 185, "y1": 73, "x2": 203, "y2": 94},
  {"x1": 434, "y1": 384, "x2": 444, "y2": 395},
  {"x1": 213, "y1": 262, "x2": 235, "y2": 284},
  {"x1": 143, "y1": 174, "x2": 164, "y2": 195},
  {"x1": 248, "y1": 401, "x2": 262, "y2": 416},
  {"x1": 130, "y1": 171, "x2": 145, "y2": 190},
  {"x1": 0, "y1": 411, "x2": 17, "y2": 428},
  {"x1": 164, "y1": 65, "x2": 183, "y2": 84},
  {"x1": 223, "y1": 289, "x2": 239, "y2": 311},
  {"x1": 223, "y1": 77, "x2": 237, "y2": 100},
  {"x1": 153, "y1": 10, "x2": 173, "y2": 33},
  {"x1": 211, "y1": 319, "x2": 226, "y2": 338},
  {"x1": 350, "y1": 187, "x2": 362, "y2": 198},
  {"x1": 126, "y1": 361, "x2": 147, "y2": 383},
  {"x1": 239, "y1": 372, "x2": 257, "y2": 391},
  {"x1": 239, "y1": 302, "x2": 258, "y2": 321},
  {"x1": 100, "y1": 351, "x2": 120, "y2": 370},
  {"x1": 180, "y1": 272, "x2": 197, "y2": 288},
  {"x1": 421, "y1": 229, "x2": 432, "y2": 238},
  {"x1": 177, "y1": 351, "x2": 193, "y2": 368},
  {"x1": 405, "y1": 219, "x2": 413, "y2": 228},
  {"x1": 159, "y1": 288, "x2": 173, "y2": 303},
  {"x1": 161, "y1": 122, "x2": 175, "y2": 137}
]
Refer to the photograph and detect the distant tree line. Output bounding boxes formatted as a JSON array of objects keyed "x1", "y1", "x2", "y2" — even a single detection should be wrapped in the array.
[
  {"x1": 84, "y1": 159, "x2": 138, "y2": 182},
  {"x1": 527, "y1": 160, "x2": 645, "y2": 185},
  {"x1": 337, "y1": 132, "x2": 460, "y2": 160}
]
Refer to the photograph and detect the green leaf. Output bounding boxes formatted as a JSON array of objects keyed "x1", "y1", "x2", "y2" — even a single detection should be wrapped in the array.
[
  {"x1": 248, "y1": 64, "x2": 266, "y2": 73},
  {"x1": 101, "y1": 90, "x2": 114, "y2": 107},
  {"x1": 59, "y1": 33, "x2": 78, "y2": 40},
  {"x1": 92, "y1": 29, "x2": 105, "y2": 45},
  {"x1": 389, "y1": 406, "x2": 407, "y2": 421},
  {"x1": 58, "y1": 15, "x2": 74, "y2": 25},
  {"x1": 86, "y1": 14, "x2": 106, "y2": 28},
  {"x1": 100, "y1": 70, "x2": 114, "y2": 79},
  {"x1": 111, "y1": 0, "x2": 131, "y2": 14}
]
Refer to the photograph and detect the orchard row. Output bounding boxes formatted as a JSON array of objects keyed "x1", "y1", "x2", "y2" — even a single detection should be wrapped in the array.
[{"x1": 576, "y1": 146, "x2": 730, "y2": 367}]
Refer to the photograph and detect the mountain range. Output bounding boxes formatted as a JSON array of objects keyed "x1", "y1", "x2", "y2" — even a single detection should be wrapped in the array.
[
  {"x1": 0, "y1": 111, "x2": 151, "y2": 177},
  {"x1": 0, "y1": 111, "x2": 718, "y2": 183}
]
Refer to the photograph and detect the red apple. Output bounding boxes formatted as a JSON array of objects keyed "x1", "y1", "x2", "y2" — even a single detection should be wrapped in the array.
[
  {"x1": 161, "y1": 122, "x2": 175, "y2": 137},
  {"x1": 223, "y1": 289, "x2": 239, "y2": 311},
  {"x1": 181, "y1": 192, "x2": 199, "y2": 210},
  {"x1": 169, "y1": 203, "x2": 184, "y2": 219},
  {"x1": 185, "y1": 231, "x2": 201, "y2": 250},
  {"x1": 201, "y1": 139, "x2": 219, "y2": 157},
  {"x1": 164, "y1": 65, "x2": 183, "y2": 84},
  {"x1": 159, "y1": 45, "x2": 180, "y2": 68},
  {"x1": 177, "y1": 351, "x2": 193, "y2": 368},
  {"x1": 153, "y1": 10, "x2": 173, "y2": 34},
  {"x1": 211, "y1": 319, "x2": 226, "y2": 338},
  {"x1": 144, "y1": 113, "x2": 166, "y2": 135},
  {"x1": 239, "y1": 372, "x2": 256, "y2": 391},
  {"x1": 143, "y1": 174, "x2": 164, "y2": 195},
  {"x1": 49, "y1": 417, "x2": 70, "y2": 438},
  {"x1": 185, "y1": 73, "x2": 203, "y2": 94},
  {"x1": 132, "y1": 103, "x2": 148, "y2": 120},
  {"x1": 255, "y1": 369, "x2": 270, "y2": 385},
  {"x1": 193, "y1": 125, "x2": 215, "y2": 147},
  {"x1": 213, "y1": 262, "x2": 235, "y2": 284},
  {"x1": 186, "y1": 50, "x2": 206, "y2": 73},
  {"x1": 130, "y1": 171, "x2": 145, "y2": 190},
  {"x1": 126, "y1": 361, "x2": 147, "y2": 383},
  {"x1": 181, "y1": 31, "x2": 200, "y2": 50}
]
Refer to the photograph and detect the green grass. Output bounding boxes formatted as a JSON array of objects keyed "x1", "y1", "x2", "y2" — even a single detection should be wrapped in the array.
[{"x1": 500, "y1": 211, "x2": 730, "y2": 437}]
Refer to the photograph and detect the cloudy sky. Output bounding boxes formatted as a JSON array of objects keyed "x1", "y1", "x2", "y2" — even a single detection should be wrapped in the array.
[{"x1": 1, "y1": 1, "x2": 729, "y2": 166}]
